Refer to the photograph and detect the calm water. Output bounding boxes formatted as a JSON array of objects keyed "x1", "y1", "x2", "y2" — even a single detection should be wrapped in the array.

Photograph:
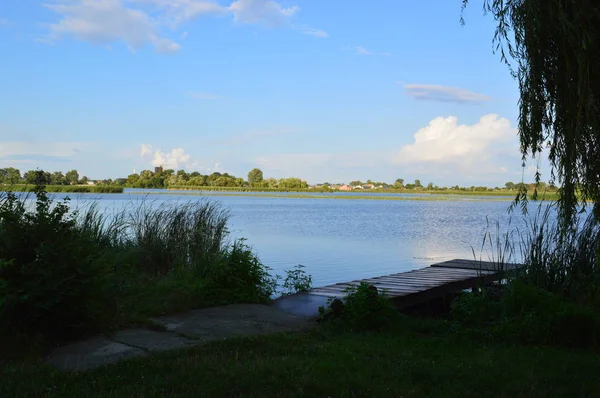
[{"x1": 44, "y1": 188, "x2": 544, "y2": 287}]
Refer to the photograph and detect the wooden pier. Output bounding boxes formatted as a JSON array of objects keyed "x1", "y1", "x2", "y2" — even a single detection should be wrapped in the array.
[{"x1": 272, "y1": 259, "x2": 522, "y2": 318}]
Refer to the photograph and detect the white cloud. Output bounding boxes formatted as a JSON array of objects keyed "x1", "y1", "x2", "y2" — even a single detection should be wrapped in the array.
[
  {"x1": 229, "y1": 0, "x2": 298, "y2": 26},
  {"x1": 45, "y1": 0, "x2": 182, "y2": 53},
  {"x1": 394, "y1": 114, "x2": 516, "y2": 176},
  {"x1": 140, "y1": 144, "x2": 197, "y2": 169},
  {"x1": 131, "y1": 0, "x2": 226, "y2": 27},
  {"x1": 401, "y1": 83, "x2": 491, "y2": 104},
  {"x1": 299, "y1": 26, "x2": 328, "y2": 38},
  {"x1": 189, "y1": 92, "x2": 223, "y2": 99},
  {"x1": 43, "y1": 0, "x2": 317, "y2": 52},
  {"x1": 355, "y1": 46, "x2": 371, "y2": 55}
]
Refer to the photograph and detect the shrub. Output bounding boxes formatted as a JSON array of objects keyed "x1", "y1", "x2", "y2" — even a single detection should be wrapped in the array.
[
  {"x1": 0, "y1": 185, "x2": 113, "y2": 341},
  {"x1": 517, "y1": 205, "x2": 600, "y2": 306},
  {"x1": 281, "y1": 264, "x2": 313, "y2": 295},
  {"x1": 206, "y1": 239, "x2": 278, "y2": 303},
  {"x1": 451, "y1": 281, "x2": 600, "y2": 348},
  {"x1": 319, "y1": 282, "x2": 398, "y2": 331}
]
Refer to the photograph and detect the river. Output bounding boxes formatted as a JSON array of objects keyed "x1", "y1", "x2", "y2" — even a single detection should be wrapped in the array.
[{"x1": 39, "y1": 188, "x2": 548, "y2": 288}]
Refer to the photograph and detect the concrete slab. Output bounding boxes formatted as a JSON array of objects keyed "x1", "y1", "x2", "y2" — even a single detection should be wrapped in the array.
[
  {"x1": 111, "y1": 329, "x2": 199, "y2": 352},
  {"x1": 46, "y1": 336, "x2": 146, "y2": 372},
  {"x1": 154, "y1": 304, "x2": 315, "y2": 340},
  {"x1": 272, "y1": 292, "x2": 332, "y2": 318}
]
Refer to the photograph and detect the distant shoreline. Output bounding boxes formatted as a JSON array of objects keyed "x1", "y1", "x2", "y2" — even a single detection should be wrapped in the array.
[
  {"x1": 129, "y1": 189, "x2": 560, "y2": 202},
  {"x1": 1, "y1": 185, "x2": 123, "y2": 194}
]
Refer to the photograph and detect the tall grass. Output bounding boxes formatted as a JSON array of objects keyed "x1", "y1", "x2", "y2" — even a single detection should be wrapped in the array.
[
  {"x1": 0, "y1": 187, "x2": 280, "y2": 347},
  {"x1": 517, "y1": 204, "x2": 600, "y2": 305}
]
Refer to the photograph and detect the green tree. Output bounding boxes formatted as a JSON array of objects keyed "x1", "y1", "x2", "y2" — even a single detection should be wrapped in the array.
[
  {"x1": 214, "y1": 176, "x2": 236, "y2": 187},
  {"x1": 393, "y1": 178, "x2": 404, "y2": 189},
  {"x1": 65, "y1": 170, "x2": 79, "y2": 185},
  {"x1": 0, "y1": 167, "x2": 21, "y2": 184},
  {"x1": 349, "y1": 180, "x2": 362, "y2": 186},
  {"x1": 414, "y1": 179, "x2": 422, "y2": 189},
  {"x1": 505, "y1": 182, "x2": 515, "y2": 190},
  {"x1": 247, "y1": 168, "x2": 264, "y2": 186},
  {"x1": 50, "y1": 171, "x2": 66, "y2": 185},
  {"x1": 80, "y1": 176, "x2": 89, "y2": 185},
  {"x1": 262, "y1": 178, "x2": 278, "y2": 189},
  {"x1": 188, "y1": 175, "x2": 206, "y2": 186},
  {"x1": 127, "y1": 173, "x2": 140, "y2": 186},
  {"x1": 462, "y1": 0, "x2": 600, "y2": 225}
]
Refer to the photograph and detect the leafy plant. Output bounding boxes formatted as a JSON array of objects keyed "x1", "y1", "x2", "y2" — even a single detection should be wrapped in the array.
[
  {"x1": 319, "y1": 282, "x2": 397, "y2": 331},
  {"x1": 0, "y1": 180, "x2": 114, "y2": 341},
  {"x1": 281, "y1": 264, "x2": 312, "y2": 295},
  {"x1": 451, "y1": 281, "x2": 600, "y2": 348}
]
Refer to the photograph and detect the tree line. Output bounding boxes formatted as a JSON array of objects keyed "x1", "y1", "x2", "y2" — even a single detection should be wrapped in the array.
[
  {"x1": 1, "y1": 166, "x2": 558, "y2": 192},
  {"x1": 0, "y1": 167, "x2": 88, "y2": 186},
  {"x1": 0, "y1": 167, "x2": 309, "y2": 190}
]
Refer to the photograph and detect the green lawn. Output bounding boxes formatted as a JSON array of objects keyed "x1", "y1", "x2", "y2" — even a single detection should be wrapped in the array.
[{"x1": 3, "y1": 317, "x2": 599, "y2": 398}]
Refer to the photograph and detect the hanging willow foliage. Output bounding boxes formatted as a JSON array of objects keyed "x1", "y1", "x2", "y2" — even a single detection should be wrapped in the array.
[{"x1": 462, "y1": 0, "x2": 600, "y2": 228}]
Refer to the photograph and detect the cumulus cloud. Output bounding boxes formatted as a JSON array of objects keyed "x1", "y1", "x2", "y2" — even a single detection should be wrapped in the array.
[
  {"x1": 394, "y1": 114, "x2": 516, "y2": 176},
  {"x1": 140, "y1": 144, "x2": 196, "y2": 169},
  {"x1": 401, "y1": 83, "x2": 491, "y2": 104},
  {"x1": 45, "y1": 0, "x2": 182, "y2": 53},
  {"x1": 229, "y1": 0, "x2": 298, "y2": 26}
]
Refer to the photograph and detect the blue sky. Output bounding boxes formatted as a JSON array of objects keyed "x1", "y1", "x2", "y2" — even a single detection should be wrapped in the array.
[{"x1": 0, "y1": 0, "x2": 545, "y2": 186}]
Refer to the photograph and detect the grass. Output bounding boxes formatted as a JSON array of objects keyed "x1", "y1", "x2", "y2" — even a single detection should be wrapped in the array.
[
  {"x1": 2, "y1": 317, "x2": 600, "y2": 397},
  {"x1": 1, "y1": 184, "x2": 123, "y2": 193},
  {"x1": 0, "y1": 184, "x2": 281, "y2": 354}
]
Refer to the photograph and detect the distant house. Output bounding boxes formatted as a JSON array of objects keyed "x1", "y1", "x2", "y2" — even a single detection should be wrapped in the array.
[
  {"x1": 338, "y1": 185, "x2": 352, "y2": 191},
  {"x1": 362, "y1": 184, "x2": 375, "y2": 189},
  {"x1": 352, "y1": 185, "x2": 364, "y2": 190},
  {"x1": 87, "y1": 181, "x2": 97, "y2": 186}
]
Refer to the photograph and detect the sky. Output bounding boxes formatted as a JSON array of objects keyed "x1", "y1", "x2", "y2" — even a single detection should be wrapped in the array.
[{"x1": 0, "y1": 0, "x2": 549, "y2": 186}]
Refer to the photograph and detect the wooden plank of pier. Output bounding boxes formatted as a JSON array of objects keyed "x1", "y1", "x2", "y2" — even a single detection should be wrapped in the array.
[{"x1": 272, "y1": 259, "x2": 521, "y2": 318}]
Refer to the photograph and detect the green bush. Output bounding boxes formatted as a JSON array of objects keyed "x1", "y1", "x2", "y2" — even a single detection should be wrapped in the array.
[
  {"x1": 451, "y1": 282, "x2": 600, "y2": 348},
  {"x1": 0, "y1": 178, "x2": 296, "y2": 349},
  {"x1": 281, "y1": 264, "x2": 313, "y2": 295},
  {"x1": 0, "y1": 187, "x2": 113, "y2": 340},
  {"x1": 319, "y1": 282, "x2": 398, "y2": 331},
  {"x1": 206, "y1": 239, "x2": 278, "y2": 303}
]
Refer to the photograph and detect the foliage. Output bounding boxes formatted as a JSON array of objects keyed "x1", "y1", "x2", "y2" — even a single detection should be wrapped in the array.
[
  {"x1": 281, "y1": 264, "x2": 313, "y2": 295},
  {"x1": 318, "y1": 282, "x2": 397, "y2": 331},
  {"x1": 462, "y1": 0, "x2": 600, "y2": 227},
  {"x1": 247, "y1": 168, "x2": 264, "y2": 186},
  {"x1": 206, "y1": 239, "x2": 278, "y2": 303},
  {"x1": 517, "y1": 205, "x2": 600, "y2": 305},
  {"x1": 0, "y1": 183, "x2": 113, "y2": 340},
  {"x1": 0, "y1": 178, "x2": 292, "y2": 348},
  {"x1": 451, "y1": 282, "x2": 600, "y2": 348},
  {"x1": 1, "y1": 184, "x2": 123, "y2": 193}
]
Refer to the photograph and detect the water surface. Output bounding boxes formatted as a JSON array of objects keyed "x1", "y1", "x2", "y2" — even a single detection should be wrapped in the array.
[{"x1": 49, "y1": 189, "x2": 540, "y2": 287}]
